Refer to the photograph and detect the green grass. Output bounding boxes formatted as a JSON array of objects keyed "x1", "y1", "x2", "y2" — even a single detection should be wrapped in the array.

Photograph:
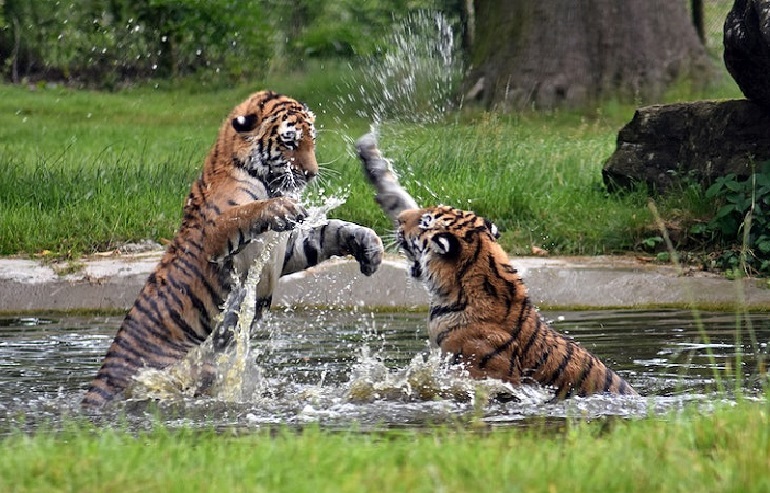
[
  {"x1": 351, "y1": 113, "x2": 651, "y2": 255},
  {"x1": 0, "y1": 59, "x2": 744, "y2": 257},
  {"x1": 0, "y1": 82, "x2": 643, "y2": 257},
  {"x1": 0, "y1": 79, "x2": 369, "y2": 255},
  {"x1": 0, "y1": 1, "x2": 746, "y2": 259},
  {"x1": 1, "y1": 399, "x2": 769, "y2": 492}
]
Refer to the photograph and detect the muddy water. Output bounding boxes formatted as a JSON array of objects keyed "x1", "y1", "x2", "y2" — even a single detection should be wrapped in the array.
[{"x1": 0, "y1": 309, "x2": 767, "y2": 433}]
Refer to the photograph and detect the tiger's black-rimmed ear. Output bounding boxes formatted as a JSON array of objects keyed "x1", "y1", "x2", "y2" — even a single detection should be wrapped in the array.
[
  {"x1": 232, "y1": 114, "x2": 258, "y2": 133},
  {"x1": 484, "y1": 218, "x2": 500, "y2": 240},
  {"x1": 430, "y1": 232, "x2": 461, "y2": 259}
]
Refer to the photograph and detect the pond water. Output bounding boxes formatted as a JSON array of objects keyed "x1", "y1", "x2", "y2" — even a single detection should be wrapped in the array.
[{"x1": 0, "y1": 309, "x2": 768, "y2": 434}]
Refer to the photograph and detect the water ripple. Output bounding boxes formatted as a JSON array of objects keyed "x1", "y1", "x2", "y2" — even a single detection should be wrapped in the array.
[{"x1": 0, "y1": 309, "x2": 767, "y2": 433}]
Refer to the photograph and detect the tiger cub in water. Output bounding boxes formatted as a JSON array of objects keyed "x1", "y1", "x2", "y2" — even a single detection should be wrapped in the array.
[
  {"x1": 81, "y1": 92, "x2": 384, "y2": 408},
  {"x1": 356, "y1": 134, "x2": 636, "y2": 398}
]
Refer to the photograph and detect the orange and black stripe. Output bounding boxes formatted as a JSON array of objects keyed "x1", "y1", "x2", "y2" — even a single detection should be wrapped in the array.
[
  {"x1": 396, "y1": 206, "x2": 637, "y2": 399},
  {"x1": 84, "y1": 93, "x2": 384, "y2": 408}
]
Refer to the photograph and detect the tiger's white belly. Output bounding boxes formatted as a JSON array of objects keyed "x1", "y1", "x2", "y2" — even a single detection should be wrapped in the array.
[{"x1": 231, "y1": 230, "x2": 289, "y2": 301}]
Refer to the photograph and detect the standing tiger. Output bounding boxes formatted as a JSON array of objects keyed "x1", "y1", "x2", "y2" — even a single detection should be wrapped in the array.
[
  {"x1": 82, "y1": 91, "x2": 384, "y2": 408},
  {"x1": 356, "y1": 134, "x2": 636, "y2": 398}
]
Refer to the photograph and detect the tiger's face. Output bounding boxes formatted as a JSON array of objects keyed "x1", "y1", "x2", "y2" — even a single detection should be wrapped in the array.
[
  {"x1": 397, "y1": 206, "x2": 500, "y2": 280},
  {"x1": 226, "y1": 90, "x2": 318, "y2": 198}
]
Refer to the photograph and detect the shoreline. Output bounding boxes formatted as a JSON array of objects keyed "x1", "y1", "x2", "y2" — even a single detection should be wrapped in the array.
[{"x1": 2, "y1": 252, "x2": 770, "y2": 313}]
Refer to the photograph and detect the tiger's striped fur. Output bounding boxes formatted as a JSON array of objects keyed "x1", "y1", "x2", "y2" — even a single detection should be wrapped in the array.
[
  {"x1": 82, "y1": 92, "x2": 384, "y2": 408},
  {"x1": 397, "y1": 206, "x2": 636, "y2": 398},
  {"x1": 356, "y1": 134, "x2": 636, "y2": 398},
  {"x1": 356, "y1": 133, "x2": 418, "y2": 222}
]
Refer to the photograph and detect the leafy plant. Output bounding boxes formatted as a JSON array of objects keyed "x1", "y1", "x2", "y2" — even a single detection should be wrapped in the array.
[
  {"x1": 703, "y1": 161, "x2": 770, "y2": 276},
  {"x1": 641, "y1": 235, "x2": 664, "y2": 250},
  {"x1": 0, "y1": 0, "x2": 459, "y2": 88}
]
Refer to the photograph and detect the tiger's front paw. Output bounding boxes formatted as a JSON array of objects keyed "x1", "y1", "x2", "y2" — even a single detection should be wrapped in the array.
[
  {"x1": 348, "y1": 227, "x2": 384, "y2": 276},
  {"x1": 356, "y1": 133, "x2": 390, "y2": 184},
  {"x1": 258, "y1": 197, "x2": 308, "y2": 233}
]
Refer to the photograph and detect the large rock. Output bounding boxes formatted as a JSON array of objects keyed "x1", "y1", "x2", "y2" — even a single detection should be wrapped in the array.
[
  {"x1": 724, "y1": 0, "x2": 770, "y2": 109},
  {"x1": 602, "y1": 100, "x2": 770, "y2": 192}
]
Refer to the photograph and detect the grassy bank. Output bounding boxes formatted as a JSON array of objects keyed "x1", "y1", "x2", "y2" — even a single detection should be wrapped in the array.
[
  {"x1": 0, "y1": 63, "x2": 743, "y2": 257},
  {"x1": 1, "y1": 399, "x2": 768, "y2": 492}
]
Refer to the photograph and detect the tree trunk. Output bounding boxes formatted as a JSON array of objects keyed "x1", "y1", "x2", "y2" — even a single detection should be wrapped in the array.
[
  {"x1": 464, "y1": 0, "x2": 713, "y2": 110},
  {"x1": 691, "y1": 0, "x2": 706, "y2": 43}
]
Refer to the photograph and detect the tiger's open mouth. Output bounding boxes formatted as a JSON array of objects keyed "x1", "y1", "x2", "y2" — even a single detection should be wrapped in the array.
[{"x1": 397, "y1": 230, "x2": 423, "y2": 279}]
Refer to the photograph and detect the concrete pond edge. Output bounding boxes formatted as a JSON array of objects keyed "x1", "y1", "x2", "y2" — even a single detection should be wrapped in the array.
[{"x1": 2, "y1": 252, "x2": 770, "y2": 314}]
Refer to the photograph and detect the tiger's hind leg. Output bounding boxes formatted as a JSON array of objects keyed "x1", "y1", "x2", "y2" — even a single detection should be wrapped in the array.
[
  {"x1": 205, "y1": 198, "x2": 306, "y2": 354},
  {"x1": 82, "y1": 198, "x2": 306, "y2": 409},
  {"x1": 356, "y1": 133, "x2": 418, "y2": 224}
]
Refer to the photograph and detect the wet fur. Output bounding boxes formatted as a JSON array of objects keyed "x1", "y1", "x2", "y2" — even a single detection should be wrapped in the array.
[
  {"x1": 356, "y1": 134, "x2": 636, "y2": 398},
  {"x1": 81, "y1": 92, "x2": 384, "y2": 408},
  {"x1": 398, "y1": 206, "x2": 636, "y2": 398}
]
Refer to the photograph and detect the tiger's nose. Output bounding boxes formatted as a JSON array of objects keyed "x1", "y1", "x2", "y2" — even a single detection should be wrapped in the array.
[
  {"x1": 303, "y1": 169, "x2": 317, "y2": 180},
  {"x1": 288, "y1": 151, "x2": 318, "y2": 180}
]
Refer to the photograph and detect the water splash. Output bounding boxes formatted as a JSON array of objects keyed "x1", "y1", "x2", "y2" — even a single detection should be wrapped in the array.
[
  {"x1": 346, "y1": 343, "x2": 554, "y2": 405},
  {"x1": 130, "y1": 197, "x2": 347, "y2": 402},
  {"x1": 301, "y1": 196, "x2": 348, "y2": 230},
  {"x1": 336, "y1": 10, "x2": 463, "y2": 125},
  {"x1": 4, "y1": 310, "x2": 765, "y2": 432},
  {"x1": 129, "y1": 233, "x2": 285, "y2": 403}
]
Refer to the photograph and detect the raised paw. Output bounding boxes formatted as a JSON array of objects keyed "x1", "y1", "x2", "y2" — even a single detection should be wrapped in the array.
[
  {"x1": 355, "y1": 133, "x2": 391, "y2": 184},
  {"x1": 207, "y1": 197, "x2": 308, "y2": 264},
  {"x1": 258, "y1": 197, "x2": 308, "y2": 233},
  {"x1": 355, "y1": 133, "x2": 418, "y2": 219},
  {"x1": 348, "y1": 227, "x2": 384, "y2": 276}
]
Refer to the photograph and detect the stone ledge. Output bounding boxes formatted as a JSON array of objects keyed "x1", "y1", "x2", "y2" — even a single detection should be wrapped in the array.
[
  {"x1": 602, "y1": 99, "x2": 770, "y2": 192},
  {"x1": 2, "y1": 252, "x2": 770, "y2": 312}
]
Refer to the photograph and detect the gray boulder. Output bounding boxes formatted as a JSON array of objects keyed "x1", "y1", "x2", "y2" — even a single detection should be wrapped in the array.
[
  {"x1": 602, "y1": 99, "x2": 770, "y2": 192},
  {"x1": 724, "y1": 0, "x2": 770, "y2": 109}
]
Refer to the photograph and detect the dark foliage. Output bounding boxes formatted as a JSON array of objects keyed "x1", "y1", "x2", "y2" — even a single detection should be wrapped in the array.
[{"x1": 0, "y1": 0, "x2": 456, "y2": 88}]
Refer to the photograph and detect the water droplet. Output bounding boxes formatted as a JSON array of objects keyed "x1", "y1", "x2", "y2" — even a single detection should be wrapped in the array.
[{"x1": 337, "y1": 11, "x2": 462, "y2": 125}]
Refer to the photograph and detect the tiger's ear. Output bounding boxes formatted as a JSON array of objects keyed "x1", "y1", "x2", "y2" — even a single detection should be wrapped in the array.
[
  {"x1": 430, "y1": 232, "x2": 461, "y2": 258},
  {"x1": 484, "y1": 218, "x2": 500, "y2": 240},
  {"x1": 232, "y1": 114, "x2": 258, "y2": 133}
]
